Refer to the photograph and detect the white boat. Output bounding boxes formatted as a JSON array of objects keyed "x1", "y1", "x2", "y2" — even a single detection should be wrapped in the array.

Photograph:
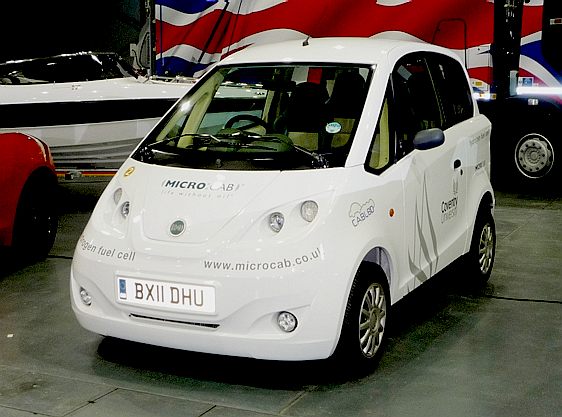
[{"x1": 0, "y1": 52, "x2": 195, "y2": 175}]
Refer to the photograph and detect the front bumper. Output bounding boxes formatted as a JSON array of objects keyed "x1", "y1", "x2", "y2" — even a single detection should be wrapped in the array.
[{"x1": 70, "y1": 242, "x2": 352, "y2": 361}]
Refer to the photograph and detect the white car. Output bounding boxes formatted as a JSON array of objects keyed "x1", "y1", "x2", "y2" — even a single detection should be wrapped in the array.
[{"x1": 70, "y1": 37, "x2": 496, "y2": 371}]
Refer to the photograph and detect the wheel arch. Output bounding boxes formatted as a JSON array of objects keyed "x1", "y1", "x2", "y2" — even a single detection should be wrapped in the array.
[
  {"x1": 466, "y1": 190, "x2": 494, "y2": 253},
  {"x1": 18, "y1": 166, "x2": 59, "y2": 202},
  {"x1": 342, "y1": 247, "x2": 392, "y2": 303},
  {"x1": 2, "y1": 166, "x2": 56, "y2": 246},
  {"x1": 478, "y1": 191, "x2": 494, "y2": 212},
  {"x1": 502, "y1": 95, "x2": 562, "y2": 122},
  {"x1": 11, "y1": 166, "x2": 59, "y2": 244},
  {"x1": 362, "y1": 246, "x2": 392, "y2": 289}
]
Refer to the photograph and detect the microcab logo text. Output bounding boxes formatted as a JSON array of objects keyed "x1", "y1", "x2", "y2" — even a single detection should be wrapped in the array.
[{"x1": 161, "y1": 179, "x2": 243, "y2": 192}]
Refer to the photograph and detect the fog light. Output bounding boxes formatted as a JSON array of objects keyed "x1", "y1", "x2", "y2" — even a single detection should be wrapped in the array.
[
  {"x1": 277, "y1": 311, "x2": 297, "y2": 332},
  {"x1": 79, "y1": 287, "x2": 92, "y2": 306},
  {"x1": 269, "y1": 212, "x2": 284, "y2": 233}
]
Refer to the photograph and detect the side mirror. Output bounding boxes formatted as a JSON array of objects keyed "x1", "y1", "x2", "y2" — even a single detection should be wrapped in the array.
[{"x1": 413, "y1": 128, "x2": 445, "y2": 150}]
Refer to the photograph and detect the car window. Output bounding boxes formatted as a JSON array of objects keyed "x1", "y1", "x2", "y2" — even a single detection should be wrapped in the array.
[
  {"x1": 365, "y1": 87, "x2": 393, "y2": 173},
  {"x1": 391, "y1": 53, "x2": 443, "y2": 156},
  {"x1": 428, "y1": 54, "x2": 474, "y2": 128},
  {"x1": 136, "y1": 64, "x2": 373, "y2": 170}
]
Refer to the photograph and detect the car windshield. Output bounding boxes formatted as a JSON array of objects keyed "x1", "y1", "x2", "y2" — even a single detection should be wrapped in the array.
[
  {"x1": 133, "y1": 63, "x2": 372, "y2": 170},
  {"x1": 0, "y1": 52, "x2": 138, "y2": 84}
]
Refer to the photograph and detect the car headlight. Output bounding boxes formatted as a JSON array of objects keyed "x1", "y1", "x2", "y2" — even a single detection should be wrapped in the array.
[
  {"x1": 300, "y1": 200, "x2": 318, "y2": 222},
  {"x1": 113, "y1": 187, "x2": 123, "y2": 204},
  {"x1": 120, "y1": 201, "x2": 130, "y2": 219},
  {"x1": 268, "y1": 212, "x2": 285, "y2": 233},
  {"x1": 266, "y1": 200, "x2": 319, "y2": 234}
]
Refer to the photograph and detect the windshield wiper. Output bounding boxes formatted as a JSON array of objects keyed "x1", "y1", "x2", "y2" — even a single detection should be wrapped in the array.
[
  {"x1": 217, "y1": 131, "x2": 329, "y2": 167},
  {"x1": 249, "y1": 134, "x2": 329, "y2": 167},
  {"x1": 146, "y1": 133, "x2": 222, "y2": 150},
  {"x1": 291, "y1": 144, "x2": 329, "y2": 168},
  {"x1": 196, "y1": 141, "x2": 278, "y2": 151},
  {"x1": 138, "y1": 131, "x2": 328, "y2": 167},
  {"x1": 136, "y1": 133, "x2": 222, "y2": 161}
]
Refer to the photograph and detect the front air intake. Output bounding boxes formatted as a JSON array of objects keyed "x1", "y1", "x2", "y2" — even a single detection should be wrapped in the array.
[{"x1": 130, "y1": 314, "x2": 219, "y2": 329}]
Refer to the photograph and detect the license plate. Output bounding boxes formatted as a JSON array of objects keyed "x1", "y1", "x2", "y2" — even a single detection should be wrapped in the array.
[{"x1": 116, "y1": 277, "x2": 215, "y2": 313}]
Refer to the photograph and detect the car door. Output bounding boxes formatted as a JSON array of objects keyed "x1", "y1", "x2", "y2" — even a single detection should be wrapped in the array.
[{"x1": 391, "y1": 52, "x2": 469, "y2": 287}]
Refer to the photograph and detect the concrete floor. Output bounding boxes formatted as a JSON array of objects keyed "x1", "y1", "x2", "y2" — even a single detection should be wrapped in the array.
[{"x1": 0, "y1": 179, "x2": 560, "y2": 417}]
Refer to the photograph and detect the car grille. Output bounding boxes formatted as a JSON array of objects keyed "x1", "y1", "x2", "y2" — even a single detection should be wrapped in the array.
[{"x1": 129, "y1": 313, "x2": 219, "y2": 329}]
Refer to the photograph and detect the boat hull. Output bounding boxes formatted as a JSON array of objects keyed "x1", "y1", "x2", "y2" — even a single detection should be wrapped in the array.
[{"x1": 0, "y1": 78, "x2": 194, "y2": 173}]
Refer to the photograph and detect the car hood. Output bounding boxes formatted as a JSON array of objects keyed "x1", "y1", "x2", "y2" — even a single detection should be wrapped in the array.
[
  {"x1": 137, "y1": 167, "x2": 279, "y2": 244},
  {"x1": 99, "y1": 161, "x2": 345, "y2": 254}
]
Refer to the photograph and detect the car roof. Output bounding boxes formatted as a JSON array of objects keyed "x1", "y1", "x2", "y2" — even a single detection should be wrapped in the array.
[{"x1": 218, "y1": 36, "x2": 458, "y2": 67}]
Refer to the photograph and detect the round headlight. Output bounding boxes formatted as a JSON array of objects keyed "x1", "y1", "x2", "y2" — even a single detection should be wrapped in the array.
[
  {"x1": 120, "y1": 201, "x2": 130, "y2": 218},
  {"x1": 269, "y1": 212, "x2": 284, "y2": 233},
  {"x1": 113, "y1": 187, "x2": 123, "y2": 205},
  {"x1": 300, "y1": 200, "x2": 318, "y2": 222}
]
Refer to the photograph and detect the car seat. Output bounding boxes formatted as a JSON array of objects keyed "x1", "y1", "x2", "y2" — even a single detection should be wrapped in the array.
[
  {"x1": 325, "y1": 71, "x2": 366, "y2": 149},
  {"x1": 283, "y1": 81, "x2": 329, "y2": 150}
]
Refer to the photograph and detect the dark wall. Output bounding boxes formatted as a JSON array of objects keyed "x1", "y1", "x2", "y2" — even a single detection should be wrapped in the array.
[{"x1": 0, "y1": 0, "x2": 145, "y2": 63}]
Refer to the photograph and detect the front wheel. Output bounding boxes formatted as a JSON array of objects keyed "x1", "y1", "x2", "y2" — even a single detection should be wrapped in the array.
[{"x1": 332, "y1": 264, "x2": 390, "y2": 373}]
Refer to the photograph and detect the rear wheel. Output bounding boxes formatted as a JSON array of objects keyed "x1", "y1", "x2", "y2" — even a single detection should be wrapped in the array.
[
  {"x1": 12, "y1": 174, "x2": 58, "y2": 261},
  {"x1": 332, "y1": 264, "x2": 389, "y2": 373},
  {"x1": 465, "y1": 207, "x2": 496, "y2": 286}
]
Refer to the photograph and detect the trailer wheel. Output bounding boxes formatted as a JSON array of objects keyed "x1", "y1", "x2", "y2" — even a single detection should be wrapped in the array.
[
  {"x1": 514, "y1": 132, "x2": 555, "y2": 180},
  {"x1": 332, "y1": 264, "x2": 389, "y2": 374}
]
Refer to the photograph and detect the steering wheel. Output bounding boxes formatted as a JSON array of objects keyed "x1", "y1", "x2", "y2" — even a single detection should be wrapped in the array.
[{"x1": 224, "y1": 114, "x2": 269, "y2": 132}]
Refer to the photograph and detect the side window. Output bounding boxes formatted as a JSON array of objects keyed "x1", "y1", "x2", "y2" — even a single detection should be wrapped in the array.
[
  {"x1": 365, "y1": 86, "x2": 393, "y2": 173},
  {"x1": 391, "y1": 54, "x2": 443, "y2": 156},
  {"x1": 429, "y1": 54, "x2": 474, "y2": 128}
]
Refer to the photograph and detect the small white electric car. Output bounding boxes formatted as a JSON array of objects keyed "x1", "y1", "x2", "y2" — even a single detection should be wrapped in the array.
[{"x1": 71, "y1": 37, "x2": 496, "y2": 369}]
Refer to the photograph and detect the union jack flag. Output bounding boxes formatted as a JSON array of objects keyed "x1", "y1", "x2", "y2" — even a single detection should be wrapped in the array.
[{"x1": 154, "y1": 0, "x2": 550, "y2": 88}]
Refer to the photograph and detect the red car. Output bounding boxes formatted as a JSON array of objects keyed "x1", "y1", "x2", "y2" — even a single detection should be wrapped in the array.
[{"x1": 0, "y1": 132, "x2": 58, "y2": 261}]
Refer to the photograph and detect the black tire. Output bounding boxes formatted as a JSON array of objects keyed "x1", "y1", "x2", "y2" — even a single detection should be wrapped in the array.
[
  {"x1": 514, "y1": 132, "x2": 554, "y2": 180},
  {"x1": 504, "y1": 128, "x2": 559, "y2": 191},
  {"x1": 332, "y1": 264, "x2": 390, "y2": 374},
  {"x1": 12, "y1": 173, "x2": 58, "y2": 262},
  {"x1": 465, "y1": 207, "x2": 496, "y2": 286}
]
